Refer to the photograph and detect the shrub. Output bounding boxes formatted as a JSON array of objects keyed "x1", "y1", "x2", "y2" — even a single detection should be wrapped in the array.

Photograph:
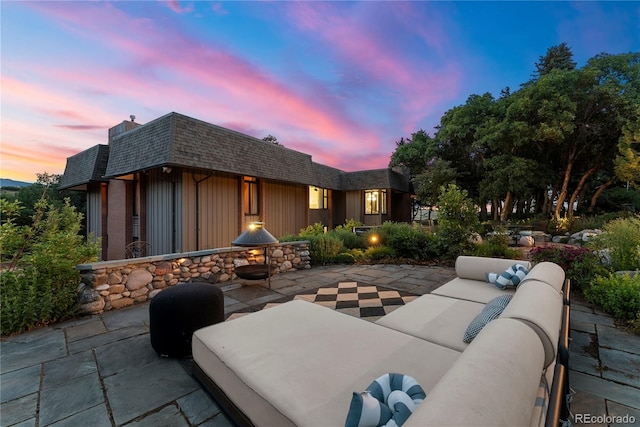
[
  {"x1": 584, "y1": 273, "x2": 640, "y2": 321},
  {"x1": 472, "y1": 233, "x2": 522, "y2": 259},
  {"x1": 377, "y1": 221, "x2": 437, "y2": 259},
  {"x1": 1, "y1": 197, "x2": 99, "y2": 335},
  {"x1": 365, "y1": 245, "x2": 396, "y2": 260},
  {"x1": 435, "y1": 184, "x2": 480, "y2": 258},
  {"x1": 308, "y1": 234, "x2": 343, "y2": 265},
  {"x1": 278, "y1": 234, "x2": 304, "y2": 243},
  {"x1": 529, "y1": 245, "x2": 604, "y2": 290},
  {"x1": 589, "y1": 216, "x2": 640, "y2": 271},
  {"x1": 347, "y1": 248, "x2": 367, "y2": 263},
  {"x1": 299, "y1": 223, "x2": 325, "y2": 237},
  {"x1": 334, "y1": 218, "x2": 363, "y2": 232},
  {"x1": 328, "y1": 228, "x2": 366, "y2": 250},
  {"x1": 331, "y1": 252, "x2": 356, "y2": 264}
]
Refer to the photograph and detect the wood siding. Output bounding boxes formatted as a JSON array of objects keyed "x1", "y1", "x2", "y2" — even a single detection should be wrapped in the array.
[
  {"x1": 146, "y1": 170, "x2": 182, "y2": 255},
  {"x1": 345, "y1": 191, "x2": 363, "y2": 224},
  {"x1": 182, "y1": 172, "x2": 239, "y2": 251},
  {"x1": 86, "y1": 186, "x2": 102, "y2": 241},
  {"x1": 263, "y1": 182, "x2": 307, "y2": 238}
]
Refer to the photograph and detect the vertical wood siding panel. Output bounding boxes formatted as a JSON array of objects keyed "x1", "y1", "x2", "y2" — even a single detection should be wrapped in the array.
[
  {"x1": 264, "y1": 182, "x2": 306, "y2": 238},
  {"x1": 345, "y1": 191, "x2": 362, "y2": 223}
]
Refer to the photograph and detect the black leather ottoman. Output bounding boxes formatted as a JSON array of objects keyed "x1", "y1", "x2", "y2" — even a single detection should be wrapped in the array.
[{"x1": 149, "y1": 282, "x2": 224, "y2": 357}]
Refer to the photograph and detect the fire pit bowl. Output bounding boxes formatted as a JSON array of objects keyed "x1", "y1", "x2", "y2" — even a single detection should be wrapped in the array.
[{"x1": 235, "y1": 264, "x2": 278, "y2": 281}]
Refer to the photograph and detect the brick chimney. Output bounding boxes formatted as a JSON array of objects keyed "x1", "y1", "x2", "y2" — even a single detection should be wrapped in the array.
[{"x1": 108, "y1": 115, "x2": 142, "y2": 144}]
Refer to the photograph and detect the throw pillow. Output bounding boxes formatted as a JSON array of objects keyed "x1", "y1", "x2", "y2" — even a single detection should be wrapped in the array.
[
  {"x1": 486, "y1": 263, "x2": 529, "y2": 289},
  {"x1": 463, "y1": 295, "x2": 512, "y2": 343},
  {"x1": 345, "y1": 391, "x2": 392, "y2": 427},
  {"x1": 345, "y1": 373, "x2": 426, "y2": 427}
]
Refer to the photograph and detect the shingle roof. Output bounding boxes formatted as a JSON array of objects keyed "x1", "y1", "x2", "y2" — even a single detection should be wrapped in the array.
[
  {"x1": 59, "y1": 144, "x2": 109, "y2": 190},
  {"x1": 104, "y1": 112, "x2": 317, "y2": 185},
  {"x1": 342, "y1": 168, "x2": 410, "y2": 192},
  {"x1": 92, "y1": 111, "x2": 411, "y2": 192}
]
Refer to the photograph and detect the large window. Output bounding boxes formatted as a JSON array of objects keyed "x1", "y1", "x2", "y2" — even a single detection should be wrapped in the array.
[
  {"x1": 243, "y1": 177, "x2": 259, "y2": 215},
  {"x1": 309, "y1": 186, "x2": 328, "y2": 209},
  {"x1": 365, "y1": 189, "x2": 387, "y2": 215}
]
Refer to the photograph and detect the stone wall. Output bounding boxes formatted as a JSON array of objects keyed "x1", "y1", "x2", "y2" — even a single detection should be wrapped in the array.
[{"x1": 77, "y1": 242, "x2": 310, "y2": 314}]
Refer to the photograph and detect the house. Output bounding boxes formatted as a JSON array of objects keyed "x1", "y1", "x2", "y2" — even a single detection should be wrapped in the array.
[{"x1": 60, "y1": 112, "x2": 412, "y2": 260}]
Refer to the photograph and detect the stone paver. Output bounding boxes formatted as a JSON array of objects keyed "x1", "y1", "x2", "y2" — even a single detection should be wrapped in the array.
[
  {"x1": 2, "y1": 264, "x2": 639, "y2": 426},
  {"x1": 39, "y1": 372, "x2": 104, "y2": 426}
]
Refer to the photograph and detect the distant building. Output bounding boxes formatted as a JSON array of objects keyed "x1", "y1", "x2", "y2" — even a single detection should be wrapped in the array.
[{"x1": 60, "y1": 112, "x2": 412, "y2": 260}]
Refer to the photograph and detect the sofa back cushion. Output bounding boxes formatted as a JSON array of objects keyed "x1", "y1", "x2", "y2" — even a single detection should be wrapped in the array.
[
  {"x1": 405, "y1": 318, "x2": 545, "y2": 426},
  {"x1": 501, "y1": 280, "x2": 563, "y2": 367},
  {"x1": 520, "y1": 261, "x2": 565, "y2": 293},
  {"x1": 455, "y1": 256, "x2": 532, "y2": 282}
]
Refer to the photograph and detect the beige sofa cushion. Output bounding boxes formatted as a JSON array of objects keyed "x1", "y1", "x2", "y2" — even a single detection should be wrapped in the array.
[
  {"x1": 192, "y1": 300, "x2": 461, "y2": 427},
  {"x1": 501, "y1": 280, "x2": 563, "y2": 367},
  {"x1": 405, "y1": 318, "x2": 545, "y2": 427},
  {"x1": 521, "y1": 261, "x2": 565, "y2": 293},
  {"x1": 431, "y1": 277, "x2": 515, "y2": 304},
  {"x1": 455, "y1": 256, "x2": 532, "y2": 281},
  {"x1": 375, "y1": 294, "x2": 484, "y2": 352}
]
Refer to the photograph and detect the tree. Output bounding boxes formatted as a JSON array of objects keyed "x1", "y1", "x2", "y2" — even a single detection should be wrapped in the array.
[
  {"x1": 0, "y1": 173, "x2": 86, "y2": 228},
  {"x1": 533, "y1": 42, "x2": 577, "y2": 79},
  {"x1": 262, "y1": 134, "x2": 283, "y2": 146}
]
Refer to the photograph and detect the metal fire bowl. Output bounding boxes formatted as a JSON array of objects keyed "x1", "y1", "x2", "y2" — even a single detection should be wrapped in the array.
[{"x1": 235, "y1": 264, "x2": 277, "y2": 280}]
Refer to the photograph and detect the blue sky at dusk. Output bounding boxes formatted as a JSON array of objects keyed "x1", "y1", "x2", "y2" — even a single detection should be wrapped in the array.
[{"x1": 1, "y1": 1, "x2": 638, "y2": 182}]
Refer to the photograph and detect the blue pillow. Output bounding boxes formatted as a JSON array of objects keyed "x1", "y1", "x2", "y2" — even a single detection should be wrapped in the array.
[
  {"x1": 463, "y1": 295, "x2": 512, "y2": 343},
  {"x1": 487, "y1": 264, "x2": 529, "y2": 289},
  {"x1": 345, "y1": 373, "x2": 425, "y2": 427}
]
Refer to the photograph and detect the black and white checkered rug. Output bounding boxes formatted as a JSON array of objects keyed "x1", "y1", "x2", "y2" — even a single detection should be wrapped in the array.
[{"x1": 227, "y1": 282, "x2": 417, "y2": 321}]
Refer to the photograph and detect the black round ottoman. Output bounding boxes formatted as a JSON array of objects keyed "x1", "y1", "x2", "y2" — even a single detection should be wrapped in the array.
[{"x1": 149, "y1": 282, "x2": 224, "y2": 357}]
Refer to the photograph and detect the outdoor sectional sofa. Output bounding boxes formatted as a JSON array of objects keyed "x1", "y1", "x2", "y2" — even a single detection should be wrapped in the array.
[{"x1": 192, "y1": 256, "x2": 571, "y2": 427}]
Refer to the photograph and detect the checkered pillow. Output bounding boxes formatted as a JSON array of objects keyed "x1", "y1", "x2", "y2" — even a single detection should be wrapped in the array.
[
  {"x1": 486, "y1": 263, "x2": 529, "y2": 289},
  {"x1": 463, "y1": 295, "x2": 513, "y2": 343}
]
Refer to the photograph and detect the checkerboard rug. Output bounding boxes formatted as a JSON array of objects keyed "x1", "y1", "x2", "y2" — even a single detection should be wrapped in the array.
[{"x1": 227, "y1": 282, "x2": 418, "y2": 322}]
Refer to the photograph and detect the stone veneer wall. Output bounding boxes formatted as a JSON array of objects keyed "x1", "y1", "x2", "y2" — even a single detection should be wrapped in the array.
[{"x1": 77, "y1": 241, "x2": 310, "y2": 314}]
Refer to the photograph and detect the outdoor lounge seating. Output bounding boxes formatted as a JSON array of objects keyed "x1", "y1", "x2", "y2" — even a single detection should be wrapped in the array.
[{"x1": 191, "y1": 256, "x2": 571, "y2": 426}]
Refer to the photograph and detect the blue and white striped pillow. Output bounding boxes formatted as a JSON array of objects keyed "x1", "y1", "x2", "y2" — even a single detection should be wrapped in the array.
[
  {"x1": 487, "y1": 264, "x2": 529, "y2": 289},
  {"x1": 345, "y1": 373, "x2": 426, "y2": 427}
]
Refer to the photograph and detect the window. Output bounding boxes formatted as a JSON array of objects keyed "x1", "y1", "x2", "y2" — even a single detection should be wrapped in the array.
[
  {"x1": 309, "y1": 186, "x2": 328, "y2": 209},
  {"x1": 243, "y1": 177, "x2": 259, "y2": 215},
  {"x1": 365, "y1": 190, "x2": 387, "y2": 215}
]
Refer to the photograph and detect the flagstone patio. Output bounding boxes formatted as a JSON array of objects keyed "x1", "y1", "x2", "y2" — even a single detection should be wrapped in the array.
[{"x1": 1, "y1": 264, "x2": 638, "y2": 426}]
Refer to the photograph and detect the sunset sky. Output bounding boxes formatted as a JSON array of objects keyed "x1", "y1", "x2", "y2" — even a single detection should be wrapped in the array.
[{"x1": 1, "y1": 1, "x2": 638, "y2": 183}]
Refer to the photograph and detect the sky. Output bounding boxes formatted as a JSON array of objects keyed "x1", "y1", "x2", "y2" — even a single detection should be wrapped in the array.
[{"x1": 1, "y1": 1, "x2": 639, "y2": 183}]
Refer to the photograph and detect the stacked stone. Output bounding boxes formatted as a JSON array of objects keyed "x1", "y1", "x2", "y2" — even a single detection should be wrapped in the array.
[{"x1": 77, "y1": 242, "x2": 310, "y2": 315}]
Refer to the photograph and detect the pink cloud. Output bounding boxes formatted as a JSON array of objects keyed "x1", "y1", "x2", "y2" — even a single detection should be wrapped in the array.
[{"x1": 164, "y1": 1, "x2": 194, "y2": 14}]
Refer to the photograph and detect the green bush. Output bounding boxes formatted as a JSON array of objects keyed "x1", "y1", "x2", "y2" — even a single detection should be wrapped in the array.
[
  {"x1": 331, "y1": 252, "x2": 356, "y2": 264},
  {"x1": 472, "y1": 233, "x2": 522, "y2": 259},
  {"x1": 377, "y1": 221, "x2": 437, "y2": 259},
  {"x1": 435, "y1": 184, "x2": 480, "y2": 258},
  {"x1": 299, "y1": 223, "x2": 325, "y2": 237},
  {"x1": 278, "y1": 234, "x2": 304, "y2": 243},
  {"x1": 328, "y1": 228, "x2": 366, "y2": 250},
  {"x1": 308, "y1": 234, "x2": 343, "y2": 265},
  {"x1": 1, "y1": 198, "x2": 99, "y2": 335},
  {"x1": 584, "y1": 273, "x2": 640, "y2": 320},
  {"x1": 365, "y1": 245, "x2": 396, "y2": 260},
  {"x1": 589, "y1": 216, "x2": 640, "y2": 271},
  {"x1": 347, "y1": 248, "x2": 367, "y2": 262},
  {"x1": 529, "y1": 245, "x2": 604, "y2": 291},
  {"x1": 334, "y1": 218, "x2": 363, "y2": 232}
]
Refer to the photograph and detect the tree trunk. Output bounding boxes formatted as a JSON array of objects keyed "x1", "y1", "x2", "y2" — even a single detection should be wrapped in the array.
[
  {"x1": 567, "y1": 164, "x2": 600, "y2": 219},
  {"x1": 588, "y1": 178, "x2": 616, "y2": 212},
  {"x1": 500, "y1": 191, "x2": 512, "y2": 222},
  {"x1": 493, "y1": 198, "x2": 499, "y2": 221},
  {"x1": 554, "y1": 145, "x2": 577, "y2": 220}
]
